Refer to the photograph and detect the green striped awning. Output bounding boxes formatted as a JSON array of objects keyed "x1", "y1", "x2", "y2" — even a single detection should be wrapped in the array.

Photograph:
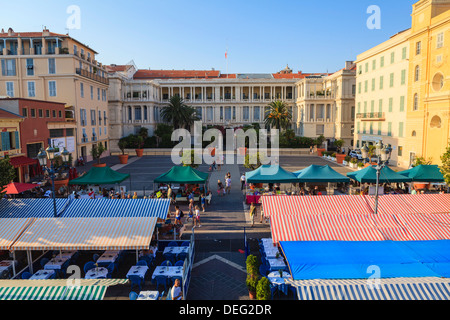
[{"x1": 0, "y1": 285, "x2": 107, "y2": 300}]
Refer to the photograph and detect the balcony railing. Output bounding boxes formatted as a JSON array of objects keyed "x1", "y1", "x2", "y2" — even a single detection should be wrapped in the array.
[
  {"x1": 76, "y1": 68, "x2": 109, "y2": 85},
  {"x1": 356, "y1": 112, "x2": 385, "y2": 121}
]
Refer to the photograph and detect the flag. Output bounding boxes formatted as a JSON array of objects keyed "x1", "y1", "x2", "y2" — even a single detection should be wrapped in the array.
[{"x1": 225, "y1": 50, "x2": 228, "y2": 59}]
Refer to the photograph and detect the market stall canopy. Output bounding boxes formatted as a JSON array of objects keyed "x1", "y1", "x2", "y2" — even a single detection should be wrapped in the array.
[
  {"x1": 398, "y1": 165, "x2": 445, "y2": 182},
  {"x1": 245, "y1": 165, "x2": 298, "y2": 183},
  {"x1": 0, "y1": 199, "x2": 69, "y2": 218},
  {"x1": 154, "y1": 166, "x2": 209, "y2": 184},
  {"x1": 0, "y1": 218, "x2": 34, "y2": 250},
  {"x1": 347, "y1": 165, "x2": 412, "y2": 183},
  {"x1": 2, "y1": 182, "x2": 38, "y2": 195},
  {"x1": 294, "y1": 165, "x2": 350, "y2": 183},
  {"x1": 68, "y1": 166, "x2": 130, "y2": 185}
]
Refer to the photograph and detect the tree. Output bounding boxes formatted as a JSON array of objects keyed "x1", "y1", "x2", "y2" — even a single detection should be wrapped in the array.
[
  {"x1": 181, "y1": 150, "x2": 201, "y2": 169},
  {"x1": 440, "y1": 146, "x2": 450, "y2": 185},
  {"x1": 256, "y1": 277, "x2": 271, "y2": 300},
  {"x1": 90, "y1": 142, "x2": 107, "y2": 164},
  {"x1": 334, "y1": 139, "x2": 345, "y2": 152},
  {"x1": 264, "y1": 100, "x2": 292, "y2": 131},
  {"x1": 314, "y1": 135, "x2": 326, "y2": 147},
  {"x1": 161, "y1": 95, "x2": 199, "y2": 129},
  {"x1": 244, "y1": 152, "x2": 267, "y2": 170},
  {"x1": 0, "y1": 156, "x2": 15, "y2": 197},
  {"x1": 414, "y1": 156, "x2": 433, "y2": 167}
]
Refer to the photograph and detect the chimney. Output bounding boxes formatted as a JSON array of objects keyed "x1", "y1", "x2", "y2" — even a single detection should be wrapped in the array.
[
  {"x1": 345, "y1": 61, "x2": 354, "y2": 70},
  {"x1": 43, "y1": 27, "x2": 50, "y2": 36},
  {"x1": 7, "y1": 27, "x2": 13, "y2": 36},
  {"x1": 1, "y1": 28, "x2": 4, "y2": 33}
]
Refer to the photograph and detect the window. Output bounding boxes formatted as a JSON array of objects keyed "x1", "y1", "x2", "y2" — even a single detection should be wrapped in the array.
[
  {"x1": 357, "y1": 102, "x2": 361, "y2": 114},
  {"x1": 358, "y1": 82, "x2": 361, "y2": 94},
  {"x1": 389, "y1": 73, "x2": 394, "y2": 87},
  {"x1": 99, "y1": 110, "x2": 102, "y2": 125},
  {"x1": 45, "y1": 110, "x2": 50, "y2": 118},
  {"x1": 58, "y1": 110, "x2": 62, "y2": 118},
  {"x1": 371, "y1": 78, "x2": 375, "y2": 91},
  {"x1": 90, "y1": 86, "x2": 94, "y2": 100},
  {"x1": 6, "y1": 82, "x2": 14, "y2": 97},
  {"x1": 388, "y1": 122, "x2": 392, "y2": 137},
  {"x1": 363, "y1": 122, "x2": 366, "y2": 134},
  {"x1": 91, "y1": 110, "x2": 96, "y2": 125},
  {"x1": 412, "y1": 131, "x2": 416, "y2": 137},
  {"x1": 52, "y1": 110, "x2": 56, "y2": 118},
  {"x1": 357, "y1": 122, "x2": 360, "y2": 134},
  {"x1": 365, "y1": 63, "x2": 369, "y2": 73},
  {"x1": 73, "y1": 44, "x2": 78, "y2": 55},
  {"x1": 207, "y1": 107, "x2": 213, "y2": 121},
  {"x1": 401, "y1": 70, "x2": 406, "y2": 85},
  {"x1": 49, "y1": 129, "x2": 64, "y2": 138},
  {"x1": 48, "y1": 81, "x2": 57, "y2": 97},
  {"x1": 48, "y1": 58, "x2": 56, "y2": 74},
  {"x1": 378, "y1": 122, "x2": 382, "y2": 136},
  {"x1": 379, "y1": 76, "x2": 384, "y2": 90},
  {"x1": 22, "y1": 108, "x2": 28, "y2": 118},
  {"x1": 372, "y1": 60, "x2": 376, "y2": 70},
  {"x1": 154, "y1": 107, "x2": 160, "y2": 122},
  {"x1": 398, "y1": 146, "x2": 403, "y2": 157},
  {"x1": 389, "y1": 98, "x2": 393, "y2": 112},
  {"x1": 390, "y1": 52, "x2": 395, "y2": 64},
  {"x1": 399, "y1": 122, "x2": 404, "y2": 138},
  {"x1": 30, "y1": 109, "x2": 36, "y2": 118},
  {"x1": 253, "y1": 106, "x2": 260, "y2": 121},
  {"x1": 80, "y1": 83, "x2": 84, "y2": 98},
  {"x1": 225, "y1": 107, "x2": 232, "y2": 121},
  {"x1": 415, "y1": 65, "x2": 420, "y2": 82},
  {"x1": 364, "y1": 101, "x2": 367, "y2": 114},
  {"x1": 370, "y1": 122, "x2": 373, "y2": 135},
  {"x1": 371, "y1": 100, "x2": 375, "y2": 113},
  {"x1": 135, "y1": 106, "x2": 142, "y2": 121},
  {"x1": 38, "y1": 109, "x2": 43, "y2": 118},
  {"x1": 1, "y1": 59, "x2": 16, "y2": 76},
  {"x1": 26, "y1": 58, "x2": 34, "y2": 76},
  {"x1": 402, "y1": 47, "x2": 407, "y2": 60},
  {"x1": 380, "y1": 56, "x2": 385, "y2": 68},
  {"x1": 400, "y1": 96, "x2": 405, "y2": 112},
  {"x1": 219, "y1": 106, "x2": 223, "y2": 121},
  {"x1": 27, "y1": 81, "x2": 35, "y2": 97},
  {"x1": 416, "y1": 41, "x2": 421, "y2": 55},
  {"x1": 97, "y1": 88, "x2": 101, "y2": 100},
  {"x1": 413, "y1": 93, "x2": 419, "y2": 111},
  {"x1": 432, "y1": 73, "x2": 444, "y2": 92},
  {"x1": 437, "y1": 32, "x2": 444, "y2": 49},
  {"x1": 80, "y1": 109, "x2": 86, "y2": 126},
  {"x1": 0, "y1": 131, "x2": 20, "y2": 151},
  {"x1": 364, "y1": 80, "x2": 368, "y2": 93},
  {"x1": 143, "y1": 106, "x2": 147, "y2": 121},
  {"x1": 66, "y1": 128, "x2": 74, "y2": 136},
  {"x1": 379, "y1": 99, "x2": 383, "y2": 112}
]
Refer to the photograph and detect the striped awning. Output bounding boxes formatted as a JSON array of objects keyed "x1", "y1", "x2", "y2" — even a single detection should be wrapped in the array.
[
  {"x1": 61, "y1": 199, "x2": 170, "y2": 219},
  {"x1": 394, "y1": 194, "x2": 450, "y2": 214},
  {"x1": 11, "y1": 217, "x2": 158, "y2": 251},
  {"x1": 286, "y1": 277, "x2": 450, "y2": 300},
  {"x1": 0, "y1": 199, "x2": 69, "y2": 218},
  {"x1": 396, "y1": 214, "x2": 450, "y2": 240},
  {"x1": 0, "y1": 218, "x2": 34, "y2": 250},
  {"x1": 0, "y1": 285, "x2": 107, "y2": 300}
]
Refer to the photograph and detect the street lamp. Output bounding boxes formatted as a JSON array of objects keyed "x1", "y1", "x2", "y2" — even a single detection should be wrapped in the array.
[
  {"x1": 361, "y1": 142, "x2": 392, "y2": 214},
  {"x1": 37, "y1": 146, "x2": 70, "y2": 217}
]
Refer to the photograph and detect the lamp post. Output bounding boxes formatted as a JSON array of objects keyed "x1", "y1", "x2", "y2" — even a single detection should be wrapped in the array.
[
  {"x1": 37, "y1": 146, "x2": 70, "y2": 217},
  {"x1": 361, "y1": 142, "x2": 392, "y2": 214}
]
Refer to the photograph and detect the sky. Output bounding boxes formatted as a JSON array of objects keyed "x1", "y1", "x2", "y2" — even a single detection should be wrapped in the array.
[{"x1": 0, "y1": 0, "x2": 417, "y2": 74}]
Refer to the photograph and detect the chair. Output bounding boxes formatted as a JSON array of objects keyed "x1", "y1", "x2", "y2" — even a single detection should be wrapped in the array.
[
  {"x1": 153, "y1": 275, "x2": 168, "y2": 293},
  {"x1": 83, "y1": 261, "x2": 95, "y2": 274},
  {"x1": 128, "y1": 275, "x2": 144, "y2": 291},
  {"x1": 21, "y1": 271, "x2": 32, "y2": 279},
  {"x1": 269, "y1": 283, "x2": 278, "y2": 300},
  {"x1": 160, "y1": 260, "x2": 172, "y2": 267},
  {"x1": 129, "y1": 291, "x2": 138, "y2": 300},
  {"x1": 180, "y1": 241, "x2": 190, "y2": 247},
  {"x1": 176, "y1": 252, "x2": 187, "y2": 262},
  {"x1": 40, "y1": 258, "x2": 49, "y2": 268},
  {"x1": 168, "y1": 241, "x2": 179, "y2": 247},
  {"x1": 137, "y1": 260, "x2": 148, "y2": 267},
  {"x1": 93, "y1": 253, "x2": 100, "y2": 262},
  {"x1": 163, "y1": 253, "x2": 175, "y2": 264},
  {"x1": 106, "y1": 263, "x2": 115, "y2": 278},
  {"x1": 174, "y1": 260, "x2": 184, "y2": 267},
  {"x1": 259, "y1": 264, "x2": 269, "y2": 276}
]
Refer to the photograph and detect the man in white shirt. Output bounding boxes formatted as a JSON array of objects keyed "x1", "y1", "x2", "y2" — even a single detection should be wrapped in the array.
[
  {"x1": 225, "y1": 177, "x2": 231, "y2": 194},
  {"x1": 171, "y1": 278, "x2": 183, "y2": 300},
  {"x1": 240, "y1": 174, "x2": 246, "y2": 190}
]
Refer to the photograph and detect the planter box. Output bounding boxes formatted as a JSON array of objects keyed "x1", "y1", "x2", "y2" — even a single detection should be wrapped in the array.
[
  {"x1": 317, "y1": 148, "x2": 326, "y2": 157},
  {"x1": 54, "y1": 178, "x2": 69, "y2": 188},
  {"x1": 93, "y1": 163, "x2": 106, "y2": 168},
  {"x1": 118, "y1": 154, "x2": 129, "y2": 164},
  {"x1": 336, "y1": 154, "x2": 346, "y2": 164}
]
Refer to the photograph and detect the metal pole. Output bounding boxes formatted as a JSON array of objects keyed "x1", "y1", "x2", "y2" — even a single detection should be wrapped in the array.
[
  {"x1": 50, "y1": 162, "x2": 57, "y2": 217},
  {"x1": 12, "y1": 251, "x2": 16, "y2": 277},
  {"x1": 374, "y1": 157, "x2": 381, "y2": 215}
]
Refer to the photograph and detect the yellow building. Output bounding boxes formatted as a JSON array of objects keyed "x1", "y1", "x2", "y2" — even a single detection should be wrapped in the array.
[
  {"x1": 406, "y1": 0, "x2": 450, "y2": 166},
  {"x1": 0, "y1": 27, "x2": 109, "y2": 162}
]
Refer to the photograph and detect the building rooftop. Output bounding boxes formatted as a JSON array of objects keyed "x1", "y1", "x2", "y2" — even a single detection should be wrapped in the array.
[{"x1": 0, "y1": 108, "x2": 22, "y2": 119}]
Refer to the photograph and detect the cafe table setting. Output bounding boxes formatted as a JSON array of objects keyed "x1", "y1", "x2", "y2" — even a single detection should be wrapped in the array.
[
  {"x1": 30, "y1": 269, "x2": 56, "y2": 280},
  {"x1": 44, "y1": 256, "x2": 70, "y2": 270},
  {"x1": 127, "y1": 265, "x2": 149, "y2": 280},
  {"x1": 85, "y1": 266, "x2": 109, "y2": 279},
  {"x1": 151, "y1": 266, "x2": 183, "y2": 281},
  {"x1": 137, "y1": 290, "x2": 160, "y2": 300}
]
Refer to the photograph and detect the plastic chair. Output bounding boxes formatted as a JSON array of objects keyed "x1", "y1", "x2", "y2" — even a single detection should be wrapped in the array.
[
  {"x1": 128, "y1": 275, "x2": 144, "y2": 291},
  {"x1": 21, "y1": 271, "x2": 32, "y2": 279},
  {"x1": 160, "y1": 260, "x2": 172, "y2": 267},
  {"x1": 129, "y1": 291, "x2": 138, "y2": 300},
  {"x1": 174, "y1": 260, "x2": 184, "y2": 267},
  {"x1": 93, "y1": 253, "x2": 100, "y2": 262},
  {"x1": 153, "y1": 275, "x2": 168, "y2": 293},
  {"x1": 106, "y1": 263, "x2": 115, "y2": 278},
  {"x1": 163, "y1": 253, "x2": 175, "y2": 264},
  {"x1": 40, "y1": 258, "x2": 49, "y2": 268},
  {"x1": 83, "y1": 261, "x2": 95, "y2": 274},
  {"x1": 137, "y1": 260, "x2": 148, "y2": 267},
  {"x1": 180, "y1": 241, "x2": 190, "y2": 247},
  {"x1": 176, "y1": 252, "x2": 187, "y2": 262},
  {"x1": 168, "y1": 241, "x2": 179, "y2": 247},
  {"x1": 259, "y1": 264, "x2": 269, "y2": 276}
]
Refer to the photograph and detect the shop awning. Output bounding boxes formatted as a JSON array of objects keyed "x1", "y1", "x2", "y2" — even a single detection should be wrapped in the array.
[
  {"x1": 245, "y1": 165, "x2": 298, "y2": 183},
  {"x1": 347, "y1": 165, "x2": 412, "y2": 183},
  {"x1": 294, "y1": 165, "x2": 350, "y2": 183},
  {"x1": 0, "y1": 199, "x2": 69, "y2": 218},
  {"x1": 0, "y1": 218, "x2": 34, "y2": 250},
  {"x1": 68, "y1": 166, "x2": 130, "y2": 185},
  {"x1": 154, "y1": 166, "x2": 209, "y2": 184},
  {"x1": 398, "y1": 165, "x2": 445, "y2": 182},
  {"x1": 286, "y1": 277, "x2": 450, "y2": 300},
  {"x1": 9, "y1": 156, "x2": 38, "y2": 168},
  {"x1": 2, "y1": 182, "x2": 38, "y2": 195},
  {"x1": 61, "y1": 199, "x2": 170, "y2": 219},
  {"x1": 11, "y1": 217, "x2": 158, "y2": 251}
]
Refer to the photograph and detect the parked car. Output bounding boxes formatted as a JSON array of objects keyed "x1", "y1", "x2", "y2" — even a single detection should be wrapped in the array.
[{"x1": 350, "y1": 150, "x2": 363, "y2": 160}]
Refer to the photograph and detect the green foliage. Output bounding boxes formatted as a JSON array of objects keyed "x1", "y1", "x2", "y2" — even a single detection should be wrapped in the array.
[
  {"x1": 334, "y1": 139, "x2": 345, "y2": 149},
  {"x1": 256, "y1": 277, "x2": 271, "y2": 300},
  {"x1": 161, "y1": 96, "x2": 200, "y2": 129},
  {"x1": 90, "y1": 142, "x2": 107, "y2": 164},
  {"x1": 357, "y1": 161, "x2": 364, "y2": 168},
  {"x1": 414, "y1": 156, "x2": 433, "y2": 166},
  {"x1": 345, "y1": 155, "x2": 352, "y2": 162},
  {"x1": 118, "y1": 137, "x2": 128, "y2": 155},
  {"x1": 135, "y1": 135, "x2": 144, "y2": 149},
  {"x1": 138, "y1": 127, "x2": 149, "y2": 139},
  {"x1": 440, "y1": 145, "x2": 450, "y2": 186},
  {"x1": 246, "y1": 255, "x2": 260, "y2": 293},
  {"x1": 264, "y1": 100, "x2": 292, "y2": 131},
  {"x1": 350, "y1": 158, "x2": 358, "y2": 164},
  {"x1": 154, "y1": 124, "x2": 174, "y2": 137},
  {"x1": 0, "y1": 156, "x2": 15, "y2": 197},
  {"x1": 314, "y1": 135, "x2": 326, "y2": 147}
]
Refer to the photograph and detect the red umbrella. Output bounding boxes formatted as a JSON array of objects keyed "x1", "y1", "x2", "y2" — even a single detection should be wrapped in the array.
[{"x1": 3, "y1": 182, "x2": 38, "y2": 195}]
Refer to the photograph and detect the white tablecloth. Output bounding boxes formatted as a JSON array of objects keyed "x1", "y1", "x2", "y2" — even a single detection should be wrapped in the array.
[
  {"x1": 137, "y1": 291, "x2": 159, "y2": 300},
  {"x1": 85, "y1": 267, "x2": 109, "y2": 279},
  {"x1": 151, "y1": 266, "x2": 183, "y2": 280},
  {"x1": 97, "y1": 251, "x2": 119, "y2": 264},
  {"x1": 0, "y1": 260, "x2": 16, "y2": 273},
  {"x1": 127, "y1": 266, "x2": 148, "y2": 279},
  {"x1": 55, "y1": 251, "x2": 77, "y2": 259},
  {"x1": 267, "y1": 271, "x2": 292, "y2": 285},
  {"x1": 263, "y1": 245, "x2": 280, "y2": 259},
  {"x1": 163, "y1": 246, "x2": 189, "y2": 255},
  {"x1": 44, "y1": 257, "x2": 70, "y2": 270},
  {"x1": 267, "y1": 257, "x2": 286, "y2": 271},
  {"x1": 30, "y1": 269, "x2": 55, "y2": 280}
]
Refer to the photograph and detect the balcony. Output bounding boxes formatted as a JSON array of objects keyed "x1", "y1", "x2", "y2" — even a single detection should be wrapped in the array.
[
  {"x1": 356, "y1": 112, "x2": 385, "y2": 121},
  {"x1": 76, "y1": 68, "x2": 109, "y2": 85}
]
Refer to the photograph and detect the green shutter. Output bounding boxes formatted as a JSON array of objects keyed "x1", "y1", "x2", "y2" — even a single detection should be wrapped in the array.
[
  {"x1": 389, "y1": 98, "x2": 393, "y2": 112},
  {"x1": 399, "y1": 122, "x2": 404, "y2": 137},
  {"x1": 14, "y1": 131, "x2": 19, "y2": 149},
  {"x1": 400, "y1": 96, "x2": 405, "y2": 112},
  {"x1": 401, "y1": 70, "x2": 406, "y2": 85},
  {"x1": 388, "y1": 122, "x2": 392, "y2": 137},
  {"x1": 378, "y1": 122, "x2": 382, "y2": 135},
  {"x1": 379, "y1": 99, "x2": 383, "y2": 112},
  {"x1": 380, "y1": 76, "x2": 384, "y2": 90}
]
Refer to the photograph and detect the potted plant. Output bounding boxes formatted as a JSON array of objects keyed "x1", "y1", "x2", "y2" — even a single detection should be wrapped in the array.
[
  {"x1": 357, "y1": 162, "x2": 364, "y2": 170},
  {"x1": 118, "y1": 137, "x2": 129, "y2": 164},
  {"x1": 350, "y1": 158, "x2": 358, "y2": 169},
  {"x1": 91, "y1": 142, "x2": 107, "y2": 167},
  {"x1": 246, "y1": 255, "x2": 259, "y2": 299},
  {"x1": 135, "y1": 135, "x2": 144, "y2": 157},
  {"x1": 256, "y1": 277, "x2": 271, "y2": 300}
]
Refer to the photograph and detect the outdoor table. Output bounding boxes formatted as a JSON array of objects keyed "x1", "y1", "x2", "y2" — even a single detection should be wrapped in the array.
[
  {"x1": 267, "y1": 257, "x2": 287, "y2": 271},
  {"x1": 151, "y1": 266, "x2": 183, "y2": 280},
  {"x1": 127, "y1": 265, "x2": 149, "y2": 279},
  {"x1": 0, "y1": 260, "x2": 17, "y2": 278},
  {"x1": 44, "y1": 256, "x2": 70, "y2": 270},
  {"x1": 137, "y1": 290, "x2": 160, "y2": 300},
  {"x1": 30, "y1": 269, "x2": 55, "y2": 280},
  {"x1": 139, "y1": 247, "x2": 157, "y2": 259},
  {"x1": 97, "y1": 251, "x2": 119, "y2": 265},
  {"x1": 163, "y1": 246, "x2": 189, "y2": 255},
  {"x1": 56, "y1": 250, "x2": 77, "y2": 259},
  {"x1": 263, "y1": 245, "x2": 280, "y2": 259},
  {"x1": 85, "y1": 267, "x2": 108, "y2": 279},
  {"x1": 267, "y1": 271, "x2": 292, "y2": 296},
  {"x1": 261, "y1": 238, "x2": 276, "y2": 247}
]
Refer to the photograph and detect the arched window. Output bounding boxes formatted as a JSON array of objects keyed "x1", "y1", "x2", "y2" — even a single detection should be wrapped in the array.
[
  {"x1": 412, "y1": 130, "x2": 416, "y2": 137},
  {"x1": 413, "y1": 94, "x2": 419, "y2": 111},
  {"x1": 415, "y1": 65, "x2": 420, "y2": 82},
  {"x1": 430, "y1": 115, "x2": 442, "y2": 129},
  {"x1": 432, "y1": 73, "x2": 444, "y2": 92}
]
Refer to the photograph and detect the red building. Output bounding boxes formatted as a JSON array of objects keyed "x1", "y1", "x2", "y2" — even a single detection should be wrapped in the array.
[{"x1": 0, "y1": 98, "x2": 76, "y2": 182}]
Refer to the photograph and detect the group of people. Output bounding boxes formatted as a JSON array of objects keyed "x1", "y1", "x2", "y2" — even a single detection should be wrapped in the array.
[{"x1": 217, "y1": 172, "x2": 232, "y2": 196}]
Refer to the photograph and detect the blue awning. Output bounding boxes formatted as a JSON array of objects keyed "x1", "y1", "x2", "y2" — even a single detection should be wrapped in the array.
[
  {"x1": 286, "y1": 277, "x2": 450, "y2": 300},
  {"x1": 61, "y1": 199, "x2": 170, "y2": 219},
  {"x1": 0, "y1": 199, "x2": 69, "y2": 218}
]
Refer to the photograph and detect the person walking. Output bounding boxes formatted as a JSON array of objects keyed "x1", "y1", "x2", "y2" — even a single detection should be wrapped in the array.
[
  {"x1": 249, "y1": 202, "x2": 257, "y2": 227},
  {"x1": 187, "y1": 199, "x2": 194, "y2": 222},
  {"x1": 217, "y1": 180, "x2": 224, "y2": 197},
  {"x1": 174, "y1": 205, "x2": 183, "y2": 226},
  {"x1": 240, "y1": 173, "x2": 246, "y2": 190},
  {"x1": 225, "y1": 175, "x2": 232, "y2": 195},
  {"x1": 194, "y1": 205, "x2": 201, "y2": 228},
  {"x1": 200, "y1": 193, "x2": 206, "y2": 212}
]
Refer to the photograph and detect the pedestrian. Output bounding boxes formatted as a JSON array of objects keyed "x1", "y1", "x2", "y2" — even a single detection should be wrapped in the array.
[
  {"x1": 342, "y1": 147, "x2": 345, "y2": 154},
  {"x1": 174, "y1": 205, "x2": 183, "y2": 225},
  {"x1": 194, "y1": 205, "x2": 201, "y2": 228},
  {"x1": 120, "y1": 187, "x2": 125, "y2": 199},
  {"x1": 309, "y1": 146, "x2": 313, "y2": 154},
  {"x1": 225, "y1": 175, "x2": 231, "y2": 194},
  {"x1": 212, "y1": 161, "x2": 216, "y2": 171},
  {"x1": 88, "y1": 188, "x2": 95, "y2": 199},
  {"x1": 240, "y1": 173, "x2": 246, "y2": 190},
  {"x1": 167, "y1": 185, "x2": 172, "y2": 200},
  {"x1": 217, "y1": 180, "x2": 224, "y2": 197},
  {"x1": 187, "y1": 199, "x2": 194, "y2": 222},
  {"x1": 200, "y1": 193, "x2": 206, "y2": 212},
  {"x1": 171, "y1": 278, "x2": 183, "y2": 300},
  {"x1": 249, "y1": 202, "x2": 257, "y2": 227},
  {"x1": 132, "y1": 191, "x2": 138, "y2": 199}
]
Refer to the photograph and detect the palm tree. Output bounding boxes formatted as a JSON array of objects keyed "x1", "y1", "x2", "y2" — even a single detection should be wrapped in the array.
[
  {"x1": 161, "y1": 95, "x2": 199, "y2": 129},
  {"x1": 264, "y1": 100, "x2": 292, "y2": 131}
]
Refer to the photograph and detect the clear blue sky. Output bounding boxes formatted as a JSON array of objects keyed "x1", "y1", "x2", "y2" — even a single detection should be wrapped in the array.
[{"x1": 1, "y1": 0, "x2": 417, "y2": 73}]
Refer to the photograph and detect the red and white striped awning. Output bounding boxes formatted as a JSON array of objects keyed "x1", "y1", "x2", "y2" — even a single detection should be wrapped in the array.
[
  {"x1": 363, "y1": 195, "x2": 417, "y2": 215},
  {"x1": 368, "y1": 214, "x2": 416, "y2": 241},
  {"x1": 396, "y1": 194, "x2": 450, "y2": 214},
  {"x1": 396, "y1": 214, "x2": 450, "y2": 240}
]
